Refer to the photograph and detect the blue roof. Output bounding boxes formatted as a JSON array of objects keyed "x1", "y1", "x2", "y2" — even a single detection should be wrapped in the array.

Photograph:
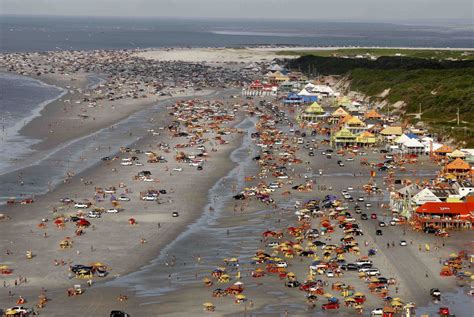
[{"x1": 406, "y1": 133, "x2": 418, "y2": 139}]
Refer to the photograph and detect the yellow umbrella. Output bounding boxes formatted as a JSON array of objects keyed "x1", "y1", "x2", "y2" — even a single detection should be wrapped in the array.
[
  {"x1": 391, "y1": 301, "x2": 403, "y2": 307},
  {"x1": 235, "y1": 294, "x2": 246, "y2": 299},
  {"x1": 354, "y1": 292, "x2": 365, "y2": 297},
  {"x1": 345, "y1": 298, "x2": 356, "y2": 302},
  {"x1": 0, "y1": 265, "x2": 9, "y2": 269},
  {"x1": 203, "y1": 303, "x2": 215, "y2": 307},
  {"x1": 323, "y1": 293, "x2": 334, "y2": 298},
  {"x1": 354, "y1": 304, "x2": 364, "y2": 309}
]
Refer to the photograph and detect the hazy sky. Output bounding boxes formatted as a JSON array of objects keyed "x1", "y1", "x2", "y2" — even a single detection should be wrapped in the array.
[{"x1": 2, "y1": 0, "x2": 473, "y2": 21}]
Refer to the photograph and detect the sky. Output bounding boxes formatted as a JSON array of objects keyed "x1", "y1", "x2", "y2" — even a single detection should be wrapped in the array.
[{"x1": 2, "y1": 0, "x2": 473, "y2": 21}]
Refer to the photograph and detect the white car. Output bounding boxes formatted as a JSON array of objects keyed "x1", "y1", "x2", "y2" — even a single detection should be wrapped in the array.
[
  {"x1": 358, "y1": 197, "x2": 365, "y2": 202},
  {"x1": 269, "y1": 182, "x2": 280, "y2": 189},
  {"x1": 347, "y1": 186, "x2": 354, "y2": 191},
  {"x1": 173, "y1": 167, "x2": 183, "y2": 172},
  {"x1": 266, "y1": 241, "x2": 279, "y2": 248},
  {"x1": 346, "y1": 157, "x2": 354, "y2": 161},
  {"x1": 135, "y1": 162, "x2": 144, "y2": 166},
  {"x1": 143, "y1": 178, "x2": 155, "y2": 182},
  {"x1": 121, "y1": 161, "x2": 133, "y2": 166},
  {"x1": 399, "y1": 240, "x2": 408, "y2": 246},
  {"x1": 326, "y1": 270, "x2": 335, "y2": 278},
  {"x1": 88, "y1": 211, "x2": 101, "y2": 218},
  {"x1": 117, "y1": 196, "x2": 130, "y2": 201},
  {"x1": 74, "y1": 202, "x2": 89, "y2": 209},
  {"x1": 371, "y1": 308, "x2": 384, "y2": 316},
  {"x1": 276, "y1": 261, "x2": 288, "y2": 268},
  {"x1": 5, "y1": 307, "x2": 32, "y2": 315},
  {"x1": 366, "y1": 269, "x2": 380, "y2": 276},
  {"x1": 106, "y1": 209, "x2": 119, "y2": 214}
]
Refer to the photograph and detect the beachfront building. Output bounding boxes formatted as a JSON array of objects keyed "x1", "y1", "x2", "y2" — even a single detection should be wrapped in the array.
[
  {"x1": 330, "y1": 107, "x2": 349, "y2": 123},
  {"x1": 297, "y1": 102, "x2": 326, "y2": 123},
  {"x1": 330, "y1": 128, "x2": 356, "y2": 147},
  {"x1": 265, "y1": 71, "x2": 290, "y2": 85},
  {"x1": 445, "y1": 158, "x2": 471, "y2": 179},
  {"x1": 413, "y1": 202, "x2": 473, "y2": 230},
  {"x1": 355, "y1": 131, "x2": 377, "y2": 146},
  {"x1": 434, "y1": 144, "x2": 453, "y2": 159},
  {"x1": 284, "y1": 92, "x2": 304, "y2": 105},
  {"x1": 379, "y1": 126, "x2": 403, "y2": 142},
  {"x1": 344, "y1": 116, "x2": 367, "y2": 134},
  {"x1": 365, "y1": 109, "x2": 382, "y2": 120},
  {"x1": 400, "y1": 138, "x2": 425, "y2": 154},
  {"x1": 279, "y1": 80, "x2": 300, "y2": 92},
  {"x1": 242, "y1": 80, "x2": 278, "y2": 97}
]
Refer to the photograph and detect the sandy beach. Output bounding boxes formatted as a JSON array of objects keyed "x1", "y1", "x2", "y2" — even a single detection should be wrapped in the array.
[{"x1": 1, "y1": 47, "x2": 472, "y2": 317}]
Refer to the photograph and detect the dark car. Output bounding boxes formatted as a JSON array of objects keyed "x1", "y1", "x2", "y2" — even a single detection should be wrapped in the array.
[
  {"x1": 110, "y1": 311, "x2": 129, "y2": 317},
  {"x1": 376, "y1": 229, "x2": 383, "y2": 236},
  {"x1": 341, "y1": 263, "x2": 358, "y2": 271},
  {"x1": 313, "y1": 240, "x2": 326, "y2": 247},
  {"x1": 308, "y1": 151, "x2": 315, "y2": 157},
  {"x1": 361, "y1": 213, "x2": 368, "y2": 220}
]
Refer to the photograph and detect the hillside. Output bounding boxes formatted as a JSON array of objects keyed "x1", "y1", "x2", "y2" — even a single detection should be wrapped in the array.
[{"x1": 286, "y1": 56, "x2": 474, "y2": 146}]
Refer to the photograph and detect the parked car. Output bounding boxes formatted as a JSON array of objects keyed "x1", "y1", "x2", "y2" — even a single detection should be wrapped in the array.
[
  {"x1": 88, "y1": 211, "x2": 101, "y2": 218},
  {"x1": 371, "y1": 308, "x2": 384, "y2": 316},
  {"x1": 376, "y1": 229, "x2": 383, "y2": 236},
  {"x1": 172, "y1": 211, "x2": 179, "y2": 217},
  {"x1": 399, "y1": 240, "x2": 408, "y2": 246},
  {"x1": 110, "y1": 311, "x2": 130, "y2": 317}
]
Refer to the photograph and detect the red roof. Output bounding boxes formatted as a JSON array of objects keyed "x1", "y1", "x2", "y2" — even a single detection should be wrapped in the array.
[{"x1": 416, "y1": 202, "x2": 474, "y2": 215}]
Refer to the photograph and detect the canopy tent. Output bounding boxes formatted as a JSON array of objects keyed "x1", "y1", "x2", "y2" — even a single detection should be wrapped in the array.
[
  {"x1": 412, "y1": 188, "x2": 441, "y2": 205},
  {"x1": 448, "y1": 149, "x2": 466, "y2": 158}
]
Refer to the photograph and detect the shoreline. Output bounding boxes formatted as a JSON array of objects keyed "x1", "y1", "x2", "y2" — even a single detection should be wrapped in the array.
[{"x1": 0, "y1": 94, "x2": 247, "y2": 314}]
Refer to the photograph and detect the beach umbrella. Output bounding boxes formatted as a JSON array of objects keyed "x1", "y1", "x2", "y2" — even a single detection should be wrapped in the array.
[
  {"x1": 354, "y1": 292, "x2": 365, "y2": 297},
  {"x1": 235, "y1": 294, "x2": 246, "y2": 299}
]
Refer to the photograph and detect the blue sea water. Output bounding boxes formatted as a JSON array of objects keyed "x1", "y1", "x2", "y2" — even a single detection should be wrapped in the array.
[
  {"x1": 1, "y1": 16, "x2": 473, "y2": 53},
  {"x1": 0, "y1": 72, "x2": 65, "y2": 174}
]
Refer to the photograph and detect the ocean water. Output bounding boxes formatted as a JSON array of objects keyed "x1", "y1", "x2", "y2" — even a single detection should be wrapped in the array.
[
  {"x1": 0, "y1": 72, "x2": 66, "y2": 175},
  {"x1": 1, "y1": 16, "x2": 473, "y2": 53}
]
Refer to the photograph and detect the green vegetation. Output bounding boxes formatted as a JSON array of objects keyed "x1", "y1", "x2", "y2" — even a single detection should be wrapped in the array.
[
  {"x1": 277, "y1": 48, "x2": 474, "y2": 60},
  {"x1": 287, "y1": 55, "x2": 474, "y2": 146}
]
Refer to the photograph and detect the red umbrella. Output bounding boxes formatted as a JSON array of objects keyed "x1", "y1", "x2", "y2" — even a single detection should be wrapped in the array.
[{"x1": 76, "y1": 219, "x2": 90, "y2": 227}]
